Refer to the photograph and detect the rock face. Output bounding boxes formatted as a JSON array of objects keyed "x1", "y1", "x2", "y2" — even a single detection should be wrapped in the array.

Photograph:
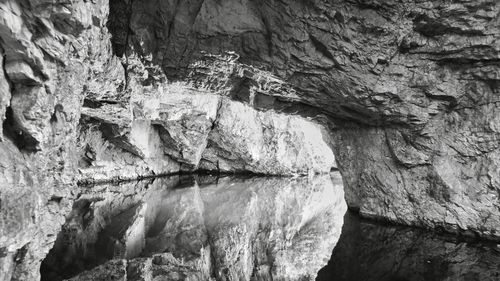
[
  {"x1": 1, "y1": 1, "x2": 336, "y2": 277},
  {"x1": 1, "y1": 0, "x2": 499, "y2": 280},
  {"x1": 41, "y1": 173, "x2": 346, "y2": 281},
  {"x1": 78, "y1": 68, "x2": 336, "y2": 181},
  {"x1": 0, "y1": 0, "x2": 123, "y2": 280},
  {"x1": 122, "y1": 0, "x2": 500, "y2": 239},
  {"x1": 200, "y1": 98, "x2": 335, "y2": 175}
]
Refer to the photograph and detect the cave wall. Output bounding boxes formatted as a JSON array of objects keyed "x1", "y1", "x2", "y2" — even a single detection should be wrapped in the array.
[
  {"x1": 120, "y1": 0, "x2": 500, "y2": 238},
  {"x1": 0, "y1": 0, "x2": 123, "y2": 279},
  {"x1": 0, "y1": 0, "x2": 499, "y2": 280}
]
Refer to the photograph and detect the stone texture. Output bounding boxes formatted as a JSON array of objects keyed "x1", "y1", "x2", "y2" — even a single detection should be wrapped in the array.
[
  {"x1": 78, "y1": 58, "x2": 335, "y2": 180},
  {"x1": 0, "y1": 47, "x2": 10, "y2": 141},
  {"x1": 135, "y1": 92, "x2": 221, "y2": 167},
  {"x1": 66, "y1": 259, "x2": 128, "y2": 281},
  {"x1": 1, "y1": 0, "x2": 500, "y2": 279},
  {"x1": 78, "y1": 107, "x2": 180, "y2": 183},
  {"x1": 0, "y1": 0, "x2": 127, "y2": 279},
  {"x1": 42, "y1": 173, "x2": 346, "y2": 281},
  {"x1": 200, "y1": 98, "x2": 336, "y2": 175},
  {"x1": 123, "y1": 0, "x2": 500, "y2": 239}
]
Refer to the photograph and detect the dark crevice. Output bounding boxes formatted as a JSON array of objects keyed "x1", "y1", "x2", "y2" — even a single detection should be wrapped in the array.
[
  {"x1": 338, "y1": 104, "x2": 378, "y2": 122},
  {"x1": 412, "y1": 14, "x2": 486, "y2": 37},
  {"x1": 105, "y1": 0, "x2": 133, "y2": 87},
  {"x1": 423, "y1": 91, "x2": 458, "y2": 109},
  {"x1": 14, "y1": 244, "x2": 29, "y2": 265},
  {"x1": 82, "y1": 98, "x2": 121, "y2": 109},
  {"x1": 107, "y1": 0, "x2": 134, "y2": 57},
  {"x1": 2, "y1": 106, "x2": 39, "y2": 152},
  {"x1": 309, "y1": 34, "x2": 335, "y2": 62},
  {"x1": 1, "y1": 48, "x2": 39, "y2": 152}
]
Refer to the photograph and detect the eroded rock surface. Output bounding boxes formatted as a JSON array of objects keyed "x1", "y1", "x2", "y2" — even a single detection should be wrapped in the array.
[
  {"x1": 200, "y1": 98, "x2": 335, "y2": 175},
  {"x1": 1, "y1": 0, "x2": 500, "y2": 280},
  {"x1": 78, "y1": 72, "x2": 336, "y2": 181},
  {"x1": 41, "y1": 173, "x2": 346, "y2": 281},
  {"x1": 120, "y1": 0, "x2": 500, "y2": 238},
  {"x1": 0, "y1": 0, "x2": 123, "y2": 279}
]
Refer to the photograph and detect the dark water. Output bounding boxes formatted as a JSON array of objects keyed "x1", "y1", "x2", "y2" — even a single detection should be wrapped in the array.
[
  {"x1": 317, "y1": 211, "x2": 500, "y2": 281},
  {"x1": 41, "y1": 173, "x2": 500, "y2": 281},
  {"x1": 41, "y1": 173, "x2": 346, "y2": 281}
]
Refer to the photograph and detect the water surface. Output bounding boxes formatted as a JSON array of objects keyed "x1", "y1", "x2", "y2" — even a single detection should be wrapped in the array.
[
  {"x1": 42, "y1": 173, "x2": 346, "y2": 281},
  {"x1": 317, "y1": 211, "x2": 500, "y2": 281},
  {"x1": 43, "y1": 173, "x2": 500, "y2": 281}
]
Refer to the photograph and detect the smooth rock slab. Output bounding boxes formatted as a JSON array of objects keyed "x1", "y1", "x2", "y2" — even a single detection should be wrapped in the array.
[{"x1": 200, "y1": 99, "x2": 336, "y2": 175}]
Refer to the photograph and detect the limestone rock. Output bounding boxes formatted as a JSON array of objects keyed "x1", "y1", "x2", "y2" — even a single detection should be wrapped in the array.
[
  {"x1": 134, "y1": 92, "x2": 221, "y2": 167},
  {"x1": 2, "y1": 0, "x2": 500, "y2": 279},
  {"x1": 124, "y1": 0, "x2": 500, "y2": 238},
  {"x1": 4, "y1": 61, "x2": 41, "y2": 85},
  {"x1": 78, "y1": 107, "x2": 181, "y2": 183},
  {"x1": 200, "y1": 99, "x2": 336, "y2": 175},
  {"x1": 66, "y1": 260, "x2": 127, "y2": 281},
  {"x1": 0, "y1": 0, "x2": 128, "y2": 279},
  {"x1": 0, "y1": 48, "x2": 10, "y2": 141},
  {"x1": 78, "y1": 69, "x2": 335, "y2": 180},
  {"x1": 10, "y1": 85, "x2": 53, "y2": 149}
]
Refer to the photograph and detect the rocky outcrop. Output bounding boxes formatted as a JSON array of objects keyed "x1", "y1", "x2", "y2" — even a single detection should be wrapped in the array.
[
  {"x1": 200, "y1": 98, "x2": 335, "y2": 174},
  {"x1": 0, "y1": 0, "x2": 125, "y2": 279},
  {"x1": 1, "y1": 0, "x2": 499, "y2": 279},
  {"x1": 42, "y1": 173, "x2": 346, "y2": 281},
  {"x1": 0, "y1": 0, "x2": 336, "y2": 274},
  {"x1": 78, "y1": 64, "x2": 336, "y2": 181},
  {"x1": 121, "y1": 0, "x2": 500, "y2": 239}
]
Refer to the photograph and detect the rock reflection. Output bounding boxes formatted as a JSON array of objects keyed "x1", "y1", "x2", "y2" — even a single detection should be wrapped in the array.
[
  {"x1": 317, "y1": 211, "x2": 500, "y2": 281},
  {"x1": 41, "y1": 173, "x2": 346, "y2": 281}
]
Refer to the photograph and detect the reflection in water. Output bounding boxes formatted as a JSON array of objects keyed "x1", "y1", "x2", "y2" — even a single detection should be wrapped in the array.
[
  {"x1": 41, "y1": 173, "x2": 346, "y2": 281},
  {"x1": 317, "y1": 211, "x2": 500, "y2": 281}
]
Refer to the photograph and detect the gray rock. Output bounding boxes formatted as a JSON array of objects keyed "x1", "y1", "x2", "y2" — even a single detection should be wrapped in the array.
[
  {"x1": 124, "y1": 0, "x2": 500, "y2": 238},
  {"x1": 66, "y1": 259, "x2": 127, "y2": 281},
  {"x1": 0, "y1": 0, "x2": 128, "y2": 279},
  {"x1": 0, "y1": 47, "x2": 10, "y2": 141},
  {"x1": 78, "y1": 54, "x2": 335, "y2": 179},
  {"x1": 134, "y1": 92, "x2": 221, "y2": 167},
  {"x1": 200, "y1": 98, "x2": 336, "y2": 175},
  {"x1": 1, "y1": 0, "x2": 500, "y2": 279}
]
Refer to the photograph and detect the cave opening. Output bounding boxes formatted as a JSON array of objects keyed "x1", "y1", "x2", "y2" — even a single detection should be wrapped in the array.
[{"x1": 36, "y1": 0, "x2": 500, "y2": 280}]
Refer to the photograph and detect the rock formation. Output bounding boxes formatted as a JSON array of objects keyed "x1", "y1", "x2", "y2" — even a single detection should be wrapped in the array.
[
  {"x1": 0, "y1": 0, "x2": 119, "y2": 279},
  {"x1": 0, "y1": 0, "x2": 499, "y2": 280},
  {"x1": 78, "y1": 74, "x2": 336, "y2": 181},
  {"x1": 41, "y1": 173, "x2": 346, "y2": 281},
  {"x1": 121, "y1": 0, "x2": 500, "y2": 238},
  {"x1": 0, "y1": 1, "x2": 336, "y2": 278}
]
